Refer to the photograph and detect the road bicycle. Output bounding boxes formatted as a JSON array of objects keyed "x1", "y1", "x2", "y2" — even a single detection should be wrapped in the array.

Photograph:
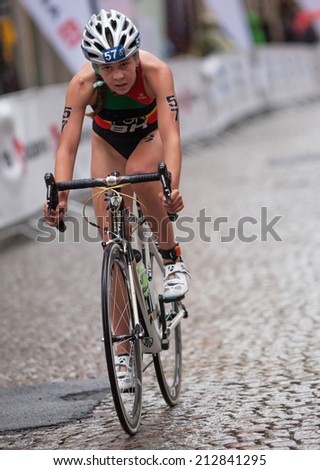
[{"x1": 45, "y1": 162, "x2": 188, "y2": 434}]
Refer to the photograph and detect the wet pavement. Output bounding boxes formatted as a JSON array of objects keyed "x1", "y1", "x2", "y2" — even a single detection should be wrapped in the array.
[{"x1": 1, "y1": 100, "x2": 320, "y2": 449}]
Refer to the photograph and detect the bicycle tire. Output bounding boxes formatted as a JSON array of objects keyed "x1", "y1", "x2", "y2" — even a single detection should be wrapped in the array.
[
  {"x1": 101, "y1": 242, "x2": 142, "y2": 434},
  {"x1": 153, "y1": 308, "x2": 182, "y2": 406},
  {"x1": 149, "y1": 252, "x2": 182, "y2": 406}
]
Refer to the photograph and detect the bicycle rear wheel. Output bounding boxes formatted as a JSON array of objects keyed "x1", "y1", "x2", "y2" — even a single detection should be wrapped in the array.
[
  {"x1": 153, "y1": 303, "x2": 182, "y2": 406},
  {"x1": 149, "y1": 251, "x2": 182, "y2": 406},
  {"x1": 101, "y1": 242, "x2": 142, "y2": 434}
]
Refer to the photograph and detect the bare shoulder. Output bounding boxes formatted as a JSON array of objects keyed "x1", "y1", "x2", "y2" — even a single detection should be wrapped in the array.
[
  {"x1": 140, "y1": 50, "x2": 172, "y2": 75},
  {"x1": 66, "y1": 62, "x2": 97, "y2": 106},
  {"x1": 140, "y1": 50, "x2": 174, "y2": 96}
]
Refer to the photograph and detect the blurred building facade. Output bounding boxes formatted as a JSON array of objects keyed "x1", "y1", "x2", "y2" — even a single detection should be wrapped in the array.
[
  {"x1": 1, "y1": 0, "x2": 71, "y2": 92},
  {"x1": 244, "y1": 0, "x2": 286, "y2": 42},
  {"x1": 244, "y1": 0, "x2": 319, "y2": 43},
  {"x1": 1, "y1": 0, "x2": 319, "y2": 95}
]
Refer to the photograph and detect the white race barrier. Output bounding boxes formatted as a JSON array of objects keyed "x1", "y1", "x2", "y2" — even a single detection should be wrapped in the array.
[
  {"x1": 0, "y1": 84, "x2": 91, "y2": 229},
  {"x1": 1, "y1": 45, "x2": 320, "y2": 229},
  {"x1": 172, "y1": 45, "x2": 320, "y2": 142}
]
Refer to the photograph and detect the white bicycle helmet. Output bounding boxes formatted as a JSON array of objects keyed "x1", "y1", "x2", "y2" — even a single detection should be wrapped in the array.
[{"x1": 81, "y1": 9, "x2": 140, "y2": 64}]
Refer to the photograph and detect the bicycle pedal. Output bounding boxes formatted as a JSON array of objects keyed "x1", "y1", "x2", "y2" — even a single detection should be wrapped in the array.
[
  {"x1": 183, "y1": 305, "x2": 189, "y2": 319},
  {"x1": 162, "y1": 294, "x2": 185, "y2": 303},
  {"x1": 161, "y1": 338, "x2": 169, "y2": 350}
]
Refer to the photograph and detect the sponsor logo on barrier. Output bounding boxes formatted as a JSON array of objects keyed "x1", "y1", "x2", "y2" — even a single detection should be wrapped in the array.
[
  {"x1": 0, "y1": 138, "x2": 25, "y2": 181},
  {"x1": 20, "y1": 0, "x2": 90, "y2": 73},
  {"x1": 58, "y1": 19, "x2": 82, "y2": 47},
  {"x1": 0, "y1": 136, "x2": 50, "y2": 181}
]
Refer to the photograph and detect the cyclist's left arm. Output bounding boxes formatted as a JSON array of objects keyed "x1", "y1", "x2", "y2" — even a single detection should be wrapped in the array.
[{"x1": 145, "y1": 57, "x2": 183, "y2": 211}]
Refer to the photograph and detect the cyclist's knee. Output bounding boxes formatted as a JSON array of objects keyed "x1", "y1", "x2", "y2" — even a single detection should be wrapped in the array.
[{"x1": 125, "y1": 157, "x2": 155, "y2": 176}]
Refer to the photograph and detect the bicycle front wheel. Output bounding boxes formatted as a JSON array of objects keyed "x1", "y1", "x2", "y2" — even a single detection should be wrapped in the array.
[{"x1": 101, "y1": 242, "x2": 142, "y2": 435}]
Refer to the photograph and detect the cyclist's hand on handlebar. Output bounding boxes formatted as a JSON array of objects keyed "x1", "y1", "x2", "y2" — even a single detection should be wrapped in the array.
[
  {"x1": 159, "y1": 188, "x2": 184, "y2": 213},
  {"x1": 43, "y1": 201, "x2": 67, "y2": 227}
]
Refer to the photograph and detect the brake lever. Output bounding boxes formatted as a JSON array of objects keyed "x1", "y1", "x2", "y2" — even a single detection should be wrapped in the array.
[
  {"x1": 44, "y1": 173, "x2": 66, "y2": 232},
  {"x1": 158, "y1": 162, "x2": 178, "y2": 222}
]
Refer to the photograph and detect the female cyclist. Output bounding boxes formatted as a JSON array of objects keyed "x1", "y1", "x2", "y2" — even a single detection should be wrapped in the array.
[{"x1": 43, "y1": 9, "x2": 190, "y2": 301}]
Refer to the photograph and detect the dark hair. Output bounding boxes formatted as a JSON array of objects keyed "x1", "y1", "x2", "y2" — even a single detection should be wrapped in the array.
[{"x1": 86, "y1": 84, "x2": 106, "y2": 119}]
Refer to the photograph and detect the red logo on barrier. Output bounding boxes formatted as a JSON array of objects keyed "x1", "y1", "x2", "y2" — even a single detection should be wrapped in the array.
[
  {"x1": 57, "y1": 19, "x2": 82, "y2": 47},
  {"x1": 13, "y1": 138, "x2": 26, "y2": 165}
]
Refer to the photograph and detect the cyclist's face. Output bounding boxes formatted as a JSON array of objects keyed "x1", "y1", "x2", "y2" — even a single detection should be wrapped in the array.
[{"x1": 97, "y1": 56, "x2": 137, "y2": 95}]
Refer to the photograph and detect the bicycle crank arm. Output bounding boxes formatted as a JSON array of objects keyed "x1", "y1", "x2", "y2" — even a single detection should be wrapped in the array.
[
  {"x1": 167, "y1": 305, "x2": 188, "y2": 333},
  {"x1": 158, "y1": 297, "x2": 188, "y2": 350}
]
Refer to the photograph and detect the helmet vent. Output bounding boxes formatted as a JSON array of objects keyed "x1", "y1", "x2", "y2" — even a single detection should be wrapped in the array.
[
  {"x1": 105, "y1": 27, "x2": 114, "y2": 47},
  {"x1": 119, "y1": 35, "x2": 126, "y2": 46},
  {"x1": 94, "y1": 41, "x2": 104, "y2": 52},
  {"x1": 110, "y1": 19, "x2": 117, "y2": 30},
  {"x1": 96, "y1": 23, "x2": 102, "y2": 35},
  {"x1": 128, "y1": 39, "x2": 136, "y2": 50},
  {"x1": 86, "y1": 31, "x2": 94, "y2": 40}
]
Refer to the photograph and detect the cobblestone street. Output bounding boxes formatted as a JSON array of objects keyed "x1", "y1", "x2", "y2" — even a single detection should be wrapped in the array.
[{"x1": 1, "y1": 100, "x2": 320, "y2": 449}]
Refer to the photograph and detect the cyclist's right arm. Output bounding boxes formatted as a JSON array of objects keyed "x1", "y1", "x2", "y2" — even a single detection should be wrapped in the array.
[{"x1": 44, "y1": 63, "x2": 96, "y2": 226}]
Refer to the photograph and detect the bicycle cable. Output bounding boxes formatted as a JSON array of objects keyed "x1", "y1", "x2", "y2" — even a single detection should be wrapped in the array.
[{"x1": 82, "y1": 184, "x2": 147, "y2": 231}]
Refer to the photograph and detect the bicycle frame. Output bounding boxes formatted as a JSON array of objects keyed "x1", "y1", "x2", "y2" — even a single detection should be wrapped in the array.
[
  {"x1": 104, "y1": 187, "x2": 186, "y2": 355},
  {"x1": 105, "y1": 190, "x2": 165, "y2": 354}
]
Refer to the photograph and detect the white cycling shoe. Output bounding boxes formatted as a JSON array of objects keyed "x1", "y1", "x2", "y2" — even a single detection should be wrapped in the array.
[
  {"x1": 163, "y1": 262, "x2": 191, "y2": 300},
  {"x1": 115, "y1": 354, "x2": 134, "y2": 392}
]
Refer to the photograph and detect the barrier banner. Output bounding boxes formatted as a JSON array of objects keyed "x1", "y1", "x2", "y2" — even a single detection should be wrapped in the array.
[
  {"x1": 0, "y1": 85, "x2": 92, "y2": 229},
  {"x1": 19, "y1": 0, "x2": 92, "y2": 74}
]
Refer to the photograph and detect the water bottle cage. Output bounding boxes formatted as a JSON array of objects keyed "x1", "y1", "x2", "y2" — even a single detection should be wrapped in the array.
[{"x1": 135, "y1": 251, "x2": 149, "y2": 298}]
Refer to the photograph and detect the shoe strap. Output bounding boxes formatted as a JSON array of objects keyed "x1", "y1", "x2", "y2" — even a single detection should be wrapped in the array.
[
  {"x1": 159, "y1": 244, "x2": 182, "y2": 262},
  {"x1": 164, "y1": 262, "x2": 190, "y2": 280}
]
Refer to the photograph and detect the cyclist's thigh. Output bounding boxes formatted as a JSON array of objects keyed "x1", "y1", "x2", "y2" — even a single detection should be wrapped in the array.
[
  {"x1": 124, "y1": 130, "x2": 175, "y2": 246},
  {"x1": 125, "y1": 130, "x2": 163, "y2": 174},
  {"x1": 124, "y1": 130, "x2": 165, "y2": 207}
]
